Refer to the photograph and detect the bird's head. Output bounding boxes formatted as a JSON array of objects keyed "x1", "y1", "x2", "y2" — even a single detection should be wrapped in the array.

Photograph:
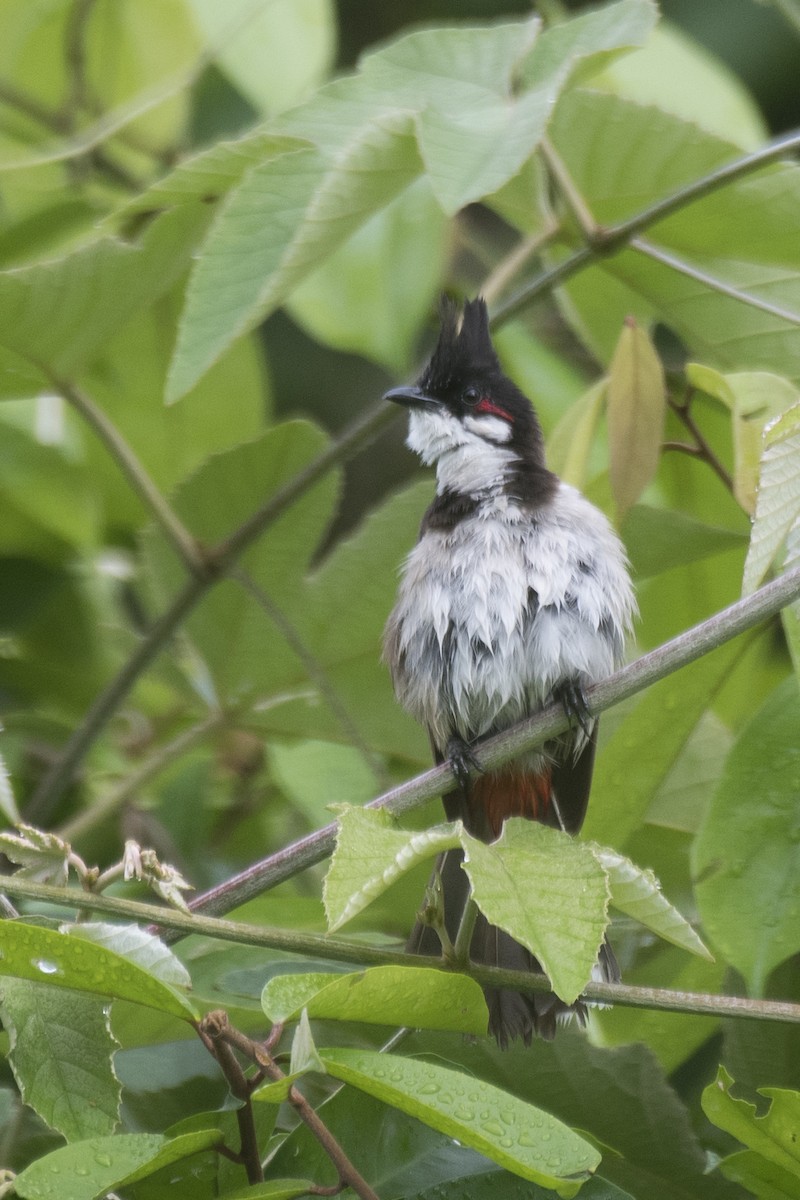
[{"x1": 384, "y1": 298, "x2": 547, "y2": 493}]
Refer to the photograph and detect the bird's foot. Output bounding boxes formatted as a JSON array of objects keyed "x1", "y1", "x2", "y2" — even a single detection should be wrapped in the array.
[
  {"x1": 555, "y1": 679, "x2": 594, "y2": 741},
  {"x1": 445, "y1": 734, "x2": 481, "y2": 793}
]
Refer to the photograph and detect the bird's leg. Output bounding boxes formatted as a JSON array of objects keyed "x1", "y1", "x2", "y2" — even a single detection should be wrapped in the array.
[
  {"x1": 445, "y1": 734, "x2": 482, "y2": 793},
  {"x1": 554, "y1": 679, "x2": 594, "y2": 741}
]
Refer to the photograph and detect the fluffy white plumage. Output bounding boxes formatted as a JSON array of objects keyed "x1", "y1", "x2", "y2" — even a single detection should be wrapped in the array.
[{"x1": 386, "y1": 411, "x2": 636, "y2": 752}]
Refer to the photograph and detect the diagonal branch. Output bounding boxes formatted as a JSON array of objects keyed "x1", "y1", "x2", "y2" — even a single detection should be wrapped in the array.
[
  {"x1": 3, "y1": 874, "x2": 800, "y2": 1026},
  {"x1": 183, "y1": 563, "x2": 800, "y2": 917}
]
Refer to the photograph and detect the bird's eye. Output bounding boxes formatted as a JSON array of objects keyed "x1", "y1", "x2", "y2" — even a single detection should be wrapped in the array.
[{"x1": 463, "y1": 386, "x2": 481, "y2": 406}]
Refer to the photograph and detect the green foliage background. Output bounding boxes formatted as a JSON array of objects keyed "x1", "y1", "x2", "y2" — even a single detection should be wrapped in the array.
[{"x1": 0, "y1": 1, "x2": 799, "y2": 1197}]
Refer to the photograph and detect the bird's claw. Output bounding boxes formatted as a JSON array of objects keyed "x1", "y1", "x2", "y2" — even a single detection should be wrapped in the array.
[
  {"x1": 445, "y1": 735, "x2": 481, "y2": 792},
  {"x1": 556, "y1": 680, "x2": 594, "y2": 741}
]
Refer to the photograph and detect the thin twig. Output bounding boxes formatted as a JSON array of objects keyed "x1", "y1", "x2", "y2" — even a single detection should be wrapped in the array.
[
  {"x1": 540, "y1": 135, "x2": 599, "y2": 242},
  {"x1": 630, "y1": 235, "x2": 800, "y2": 328},
  {"x1": 198, "y1": 1012, "x2": 264, "y2": 1184},
  {"x1": 480, "y1": 224, "x2": 558, "y2": 309},
  {"x1": 53, "y1": 376, "x2": 207, "y2": 575},
  {"x1": 4, "y1": 875, "x2": 800, "y2": 1026},
  {"x1": 205, "y1": 1013, "x2": 379, "y2": 1200},
  {"x1": 494, "y1": 125, "x2": 800, "y2": 326},
  {"x1": 668, "y1": 392, "x2": 735, "y2": 493}
]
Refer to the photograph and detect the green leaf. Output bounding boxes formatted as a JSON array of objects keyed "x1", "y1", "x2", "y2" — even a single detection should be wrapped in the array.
[
  {"x1": 594, "y1": 23, "x2": 766, "y2": 148},
  {"x1": 607, "y1": 318, "x2": 667, "y2": 518},
  {"x1": 12, "y1": 1129, "x2": 220, "y2": 1200},
  {"x1": 404, "y1": 1029, "x2": 736, "y2": 1200},
  {"x1": 622, "y1": 505, "x2": 746, "y2": 580},
  {"x1": 223, "y1": 1185, "x2": 321, "y2": 1200},
  {"x1": 720, "y1": 1149, "x2": 800, "y2": 1199},
  {"x1": 582, "y1": 638, "x2": 745, "y2": 850},
  {"x1": 287, "y1": 177, "x2": 448, "y2": 372},
  {"x1": 269, "y1": 738, "x2": 379, "y2": 828},
  {"x1": 594, "y1": 847, "x2": 712, "y2": 958},
  {"x1": 549, "y1": 89, "x2": 800, "y2": 385},
  {"x1": 0, "y1": 750, "x2": 19, "y2": 823},
  {"x1": 703, "y1": 1067, "x2": 800, "y2": 1184},
  {"x1": 0, "y1": 923, "x2": 197, "y2": 1021},
  {"x1": 63, "y1": 923, "x2": 191, "y2": 989},
  {"x1": 119, "y1": 128, "x2": 309, "y2": 217},
  {"x1": 188, "y1": 0, "x2": 335, "y2": 116},
  {"x1": 167, "y1": 123, "x2": 422, "y2": 400},
  {"x1": 0, "y1": 978, "x2": 120, "y2": 1141},
  {"x1": 408, "y1": 1175, "x2": 637, "y2": 1200},
  {"x1": 743, "y1": 402, "x2": 800, "y2": 592},
  {"x1": 519, "y1": 0, "x2": 658, "y2": 91},
  {"x1": 0, "y1": 207, "x2": 208, "y2": 379},
  {"x1": 319, "y1": 1047, "x2": 600, "y2": 1196},
  {"x1": 261, "y1": 966, "x2": 489, "y2": 1034},
  {"x1": 323, "y1": 806, "x2": 462, "y2": 932},
  {"x1": 688, "y1": 363, "x2": 799, "y2": 513},
  {"x1": 693, "y1": 677, "x2": 800, "y2": 995},
  {"x1": 463, "y1": 819, "x2": 609, "y2": 1005},
  {"x1": 547, "y1": 378, "x2": 607, "y2": 489},
  {"x1": 143, "y1": 419, "x2": 339, "y2": 702}
]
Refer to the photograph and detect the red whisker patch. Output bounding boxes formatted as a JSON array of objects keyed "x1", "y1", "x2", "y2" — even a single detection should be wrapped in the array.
[{"x1": 475, "y1": 397, "x2": 513, "y2": 422}]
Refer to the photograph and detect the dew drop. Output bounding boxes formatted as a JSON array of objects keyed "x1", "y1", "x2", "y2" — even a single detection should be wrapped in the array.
[
  {"x1": 95, "y1": 1153, "x2": 112, "y2": 1167},
  {"x1": 454, "y1": 1106, "x2": 474, "y2": 1122},
  {"x1": 33, "y1": 958, "x2": 60, "y2": 976},
  {"x1": 499, "y1": 1136, "x2": 514, "y2": 1149},
  {"x1": 75, "y1": 1165, "x2": 89, "y2": 1177},
  {"x1": 482, "y1": 1120, "x2": 505, "y2": 1137},
  {"x1": 419, "y1": 1083, "x2": 440, "y2": 1095},
  {"x1": 48, "y1": 1165, "x2": 61, "y2": 1174}
]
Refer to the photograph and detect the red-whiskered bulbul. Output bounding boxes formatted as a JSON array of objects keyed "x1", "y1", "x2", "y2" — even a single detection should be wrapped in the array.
[{"x1": 383, "y1": 298, "x2": 636, "y2": 1045}]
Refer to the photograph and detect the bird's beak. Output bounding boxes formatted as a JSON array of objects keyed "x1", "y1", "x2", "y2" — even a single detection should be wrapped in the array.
[{"x1": 383, "y1": 385, "x2": 438, "y2": 410}]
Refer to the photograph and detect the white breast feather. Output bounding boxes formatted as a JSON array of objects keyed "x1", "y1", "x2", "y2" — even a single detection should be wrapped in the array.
[{"x1": 386, "y1": 480, "x2": 636, "y2": 748}]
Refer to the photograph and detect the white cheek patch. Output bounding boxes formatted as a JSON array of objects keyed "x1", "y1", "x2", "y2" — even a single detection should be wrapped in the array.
[
  {"x1": 406, "y1": 408, "x2": 468, "y2": 465},
  {"x1": 463, "y1": 413, "x2": 512, "y2": 443}
]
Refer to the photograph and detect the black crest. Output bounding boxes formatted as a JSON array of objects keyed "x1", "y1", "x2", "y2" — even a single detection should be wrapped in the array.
[{"x1": 418, "y1": 297, "x2": 499, "y2": 396}]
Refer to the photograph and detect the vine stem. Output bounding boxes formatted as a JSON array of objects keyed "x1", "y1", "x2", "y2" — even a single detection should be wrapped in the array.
[
  {"x1": 27, "y1": 126, "x2": 800, "y2": 812},
  {"x1": 3, "y1": 874, "x2": 800, "y2": 1026}
]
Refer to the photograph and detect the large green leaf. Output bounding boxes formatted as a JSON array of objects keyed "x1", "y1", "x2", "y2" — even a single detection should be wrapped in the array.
[
  {"x1": 464, "y1": 819, "x2": 609, "y2": 1005},
  {"x1": 693, "y1": 677, "x2": 800, "y2": 994},
  {"x1": 0, "y1": 979, "x2": 120, "y2": 1142},
  {"x1": 287, "y1": 177, "x2": 448, "y2": 372},
  {"x1": 261, "y1": 966, "x2": 488, "y2": 1034},
  {"x1": 80, "y1": 290, "x2": 266, "y2": 534},
  {"x1": 320, "y1": 1047, "x2": 600, "y2": 1196},
  {"x1": 582, "y1": 638, "x2": 745, "y2": 850},
  {"x1": 0, "y1": 207, "x2": 208, "y2": 381},
  {"x1": 12, "y1": 1129, "x2": 220, "y2": 1200},
  {"x1": 743, "y1": 403, "x2": 800, "y2": 593},
  {"x1": 188, "y1": 0, "x2": 335, "y2": 116},
  {"x1": 0, "y1": 923, "x2": 197, "y2": 1021},
  {"x1": 595, "y1": 847, "x2": 712, "y2": 958},
  {"x1": 703, "y1": 1067, "x2": 800, "y2": 1194},
  {"x1": 143, "y1": 419, "x2": 340, "y2": 702},
  {"x1": 404, "y1": 1029, "x2": 739, "y2": 1200},
  {"x1": 324, "y1": 806, "x2": 462, "y2": 932},
  {"x1": 167, "y1": 124, "x2": 422, "y2": 401},
  {"x1": 548, "y1": 89, "x2": 800, "y2": 384}
]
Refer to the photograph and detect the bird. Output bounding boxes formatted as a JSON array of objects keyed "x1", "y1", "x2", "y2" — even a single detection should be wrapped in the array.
[{"x1": 383, "y1": 296, "x2": 636, "y2": 1045}]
